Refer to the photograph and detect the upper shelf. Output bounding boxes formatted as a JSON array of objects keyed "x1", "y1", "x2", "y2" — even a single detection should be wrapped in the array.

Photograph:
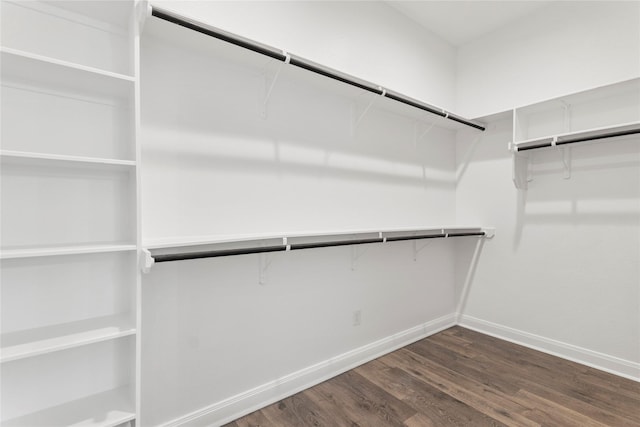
[
  {"x1": 143, "y1": 6, "x2": 484, "y2": 132},
  {"x1": 0, "y1": 47, "x2": 134, "y2": 100},
  {"x1": 512, "y1": 121, "x2": 640, "y2": 152},
  {"x1": 145, "y1": 225, "x2": 494, "y2": 250}
]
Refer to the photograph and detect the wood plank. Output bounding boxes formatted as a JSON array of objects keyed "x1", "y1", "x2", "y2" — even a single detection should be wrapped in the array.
[
  {"x1": 380, "y1": 349, "x2": 541, "y2": 427},
  {"x1": 312, "y1": 371, "x2": 416, "y2": 426},
  {"x1": 355, "y1": 359, "x2": 507, "y2": 426},
  {"x1": 261, "y1": 392, "x2": 339, "y2": 427},
  {"x1": 229, "y1": 410, "x2": 271, "y2": 427},
  {"x1": 515, "y1": 389, "x2": 610, "y2": 427},
  {"x1": 406, "y1": 337, "x2": 521, "y2": 395}
]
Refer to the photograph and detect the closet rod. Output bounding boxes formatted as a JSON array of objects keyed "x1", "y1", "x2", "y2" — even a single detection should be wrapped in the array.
[
  {"x1": 151, "y1": 231, "x2": 486, "y2": 263},
  {"x1": 517, "y1": 127, "x2": 640, "y2": 152},
  {"x1": 153, "y1": 245, "x2": 286, "y2": 263},
  {"x1": 150, "y1": 6, "x2": 486, "y2": 132}
]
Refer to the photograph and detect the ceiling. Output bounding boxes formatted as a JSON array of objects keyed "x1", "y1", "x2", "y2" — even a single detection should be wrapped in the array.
[{"x1": 387, "y1": 1, "x2": 554, "y2": 46}]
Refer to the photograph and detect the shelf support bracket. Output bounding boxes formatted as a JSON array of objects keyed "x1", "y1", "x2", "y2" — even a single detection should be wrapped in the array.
[
  {"x1": 351, "y1": 88, "x2": 386, "y2": 136},
  {"x1": 141, "y1": 249, "x2": 155, "y2": 274},
  {"x1": 561, "y1": 101, "x2": 572, "y2": 134},
  {"x1": 559, "y1": 145, "x2": 571, "y2": 180},
  {"x1": 262, "y1": 52, "x2": 290, "y2": 119},
  {"x1": 412, "y1": 240, "x2": 431, "y2": 261},
  {"x1": 259, "y1": 251, "x2": 276, "y2": 285},
  {"x1": 351, "y1": 244, "x2": 369, "y2": 271},
  {"x1": 414, "y1": 121, "x2": 435, "y2": 147}
]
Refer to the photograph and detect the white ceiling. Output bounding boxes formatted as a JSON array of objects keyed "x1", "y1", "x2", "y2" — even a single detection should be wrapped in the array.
[{"x1": 387, "y1": 1, "x2": 554, "y2": 46}]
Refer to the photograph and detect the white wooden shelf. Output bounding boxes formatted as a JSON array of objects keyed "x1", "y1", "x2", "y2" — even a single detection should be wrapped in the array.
[
  {"x1": 0, "y1": 150, "x2": 136, "y2": 169},
  {"x1": 1, "y1": 315, "x2": 135, "y2": 363},
  {"x1": 1, "y1": 386, "x2": 135, "y2": 427},
  {"x1": 144, "y1": 225, "x2": 493, "y2": 250},
  {"x1": 0, "y1": 47, "x2": 134, "y2": 100},
  {"x1": 0, "y1": 244, "x2": 137, "y2": 260},
  {"x1": 143, "y1": 226, "x2": 494, "y2": 268},
  {"x1": 513, "y1": 121, "x2": 640, "y2": 151}
]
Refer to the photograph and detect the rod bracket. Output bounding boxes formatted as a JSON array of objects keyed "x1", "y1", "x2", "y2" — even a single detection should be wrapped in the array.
[
  {"x1": 141, "y1": 248, "x2": 155, "y2": 274},
  {"x1": 481, "y1": 227, "x2": 495, "y2": 239},
  {"x1": 135, "y1": 1, "x2": 151, "y2": 33}
]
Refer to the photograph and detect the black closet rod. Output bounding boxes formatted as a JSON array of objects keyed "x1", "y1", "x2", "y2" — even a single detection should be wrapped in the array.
[
  {"x1": 150, "y1": 6, "x2": 486, "y2": 132},
  {"x1": 152, "y1": 231, "x2": 486, "y2": 263},
  {"x1": 517, "y1": 128, "x2": 640, "y2": 152}
]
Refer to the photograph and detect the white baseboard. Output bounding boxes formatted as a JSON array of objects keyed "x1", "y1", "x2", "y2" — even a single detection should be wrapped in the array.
[
  {"x1": 162, "y1": 313, "x2": 457, "y2": 427},
  {"x1": 458, "y1": 314, "x2": 640, "y2": 382}
]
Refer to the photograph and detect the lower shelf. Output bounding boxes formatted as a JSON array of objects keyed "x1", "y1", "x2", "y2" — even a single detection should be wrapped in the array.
[
  {"x1": 1, "y1": 386, "x2": 135, "y2": 427},
  {"x1": 1, "y1": 315, "x2": 136, "y2": 363}
]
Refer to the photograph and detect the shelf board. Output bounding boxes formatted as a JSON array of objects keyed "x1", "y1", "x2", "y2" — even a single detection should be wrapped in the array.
[
  {"x1": 1, "y1": 386, "x2": 135, "y2": 427},
  {"x1": 0, "y1": 243, "x2": 137, "y2": 260},
  {"x1": 0, "y1": 150, "x2": 136, "y2": 170},
  {"x1": 144, "y1": 225, "x2": 488, "y2": 250},
  {"x1": 514, "y1": 121, "x2": 640, "y2": 151},
  {"x1": 0, "y1": 47, "x2": 134, "y2": 100},
  {"x1": 1, "y1": 315, "x2": 135, "y2": 363}
]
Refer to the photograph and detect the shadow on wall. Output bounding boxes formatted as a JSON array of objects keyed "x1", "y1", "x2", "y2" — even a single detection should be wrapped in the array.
[
  {"x1": 513, "y1": 136, "x2": 640, "y2": 245},
  {"x1": 142, "y1": 129, "x2": 454, "y2": 190},
  {"x1": 141, "y1": 32, "x2": 458, "y2": 174},
  {"x1": 456, "y1": 117, "x2": 640, "y2": 250},
  {"x1": 454, "y1": 238, "x2": 486, "y2": 321}
]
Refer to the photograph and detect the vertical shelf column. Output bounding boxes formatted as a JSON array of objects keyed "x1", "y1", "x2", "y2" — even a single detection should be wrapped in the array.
[{"x1": 0, "y1": 1, "x2": 140, "y2": 425}]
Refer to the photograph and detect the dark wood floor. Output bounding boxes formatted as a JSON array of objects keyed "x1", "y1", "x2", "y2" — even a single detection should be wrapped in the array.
[{"x1": 224, "y1": 326, "x2": 640, "y2": 427}]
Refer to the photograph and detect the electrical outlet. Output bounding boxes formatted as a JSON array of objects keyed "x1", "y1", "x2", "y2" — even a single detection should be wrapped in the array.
[{"x1": 353, "y1": 310, "x2": 362, "y2": 326}]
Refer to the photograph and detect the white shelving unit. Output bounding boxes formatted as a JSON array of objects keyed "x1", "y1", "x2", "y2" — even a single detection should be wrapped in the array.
[
  {"x1": 0, "y1": 1, "x2": 140, "y2": 426},
  {"x1": 509, "y1": 78, "x2": 640, "y2": 189}
]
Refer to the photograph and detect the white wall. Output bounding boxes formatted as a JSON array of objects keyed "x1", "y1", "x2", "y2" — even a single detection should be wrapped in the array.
[
  {"x1": 140, "y1": 6, "x2": 463, "y2": 425},
  {"x1": 139, "y1": 2, "x2": 640, "y2": 425},
  {"x1": 455, "y1": 117, "x2": 640, "y2": 379},
  {"x1": 456, "y1": 1, "x2": 640, "y2": 118},
  {"x1": 152, "y1": 0, "x2": 457, "y2": 111}
]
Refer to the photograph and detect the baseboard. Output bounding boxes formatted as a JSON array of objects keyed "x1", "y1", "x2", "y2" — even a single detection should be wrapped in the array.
[
  {"x1": 458, "y1": 314, "x2": 640, "y2": 382},
  {"x1": 161, "y1": 313, "x2": 457, "y2": 427}
]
